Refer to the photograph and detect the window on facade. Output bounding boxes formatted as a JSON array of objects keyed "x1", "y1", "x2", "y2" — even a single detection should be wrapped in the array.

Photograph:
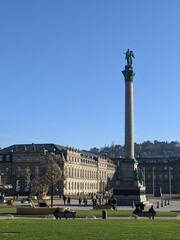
[
  {"x1": 72, "y1": 168, "x2": 73, "y2": 177},
  {"x1": 24, "y1": 180, "x2": 30, "y2": 192},
  {"x1": 82, "y1": 169, "x2": 84, "y2": 178},
  {"x1": 68, "y1": 168, "x2": 70, "y2": 177},
  {"x1": 165, "y1": 175, "x2": 168, "y2": 179},
  {"x1": 36, "y1": 155, "x2": 40, "y2": 161},
  {"x1": 6, "y1": 155, "x2": 10, "y2": 161},
  {"x1": 75, "y1": 182, "x2": 76, "y2": 190},
  {"x1": 0, "y1": 156, "x2": 2, "y2": 161},
  {"x1": 159, "y1": 175, "x2": 162, "y2": 180},
  {"x1": 35, "y1": 166, "x2": 39, "y2": 178},
  {"x1": 18, "y1": 156, "x2": 21, "y2": 161},
  {"x1": 72, "y1": 182, "x2": 73, "y2": 190},
  {"x1": 16, "y1": 180, "x2": 21, "y2": 192},
  {"x1": 16, "y1": 167, "x2": 21, "y2": 177},
  {"x1": 69, "y1": 182, "x2": 70, "y2": 190},
  {"x1": 64, "y1": 167, "x2": 67, "y2": 177},
  {"x1": 77, "y1": 169, "x2": 79, "y2": 178},
  {"x1": 74, "y1": 168, "x2": 76, "y2": 177},
  {"x1": 148, "y1": 174, "x2": 151, "y2": 179}
]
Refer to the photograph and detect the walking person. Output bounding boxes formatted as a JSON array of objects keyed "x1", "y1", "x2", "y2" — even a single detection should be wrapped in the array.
[
  {"x1": 63, "y1": 195, "x2": 67, "y2": 205},
  {"x1": 67, "y1": 197, "x2": 71, "y2": 205},
  {"x1": 79, "y1": 197, "x2": 82, "y2": 206}
]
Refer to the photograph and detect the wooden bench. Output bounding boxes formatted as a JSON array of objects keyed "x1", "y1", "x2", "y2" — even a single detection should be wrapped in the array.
[
  {"x1": 54, "y1": 211, "x2": 76, "y2": 219},
  {"x1": 133, "y1": 211, "x2": 156, "y2": 219}
]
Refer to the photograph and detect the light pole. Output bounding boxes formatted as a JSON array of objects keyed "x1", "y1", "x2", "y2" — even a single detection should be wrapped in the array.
[
  {"x1": 152, "y1": 167, "x2": 155, "y2": 197},
  {"x1": 143, "y1": 167, "x2": 145, "y2": 186},
  {"x1": 169, "y1": 167, "x2": 172, "y2": 199}
]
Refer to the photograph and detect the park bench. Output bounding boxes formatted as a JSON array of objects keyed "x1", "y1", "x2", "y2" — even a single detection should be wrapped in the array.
[
  {"x1": 54, "y1": 210, "x2": 76, "y2": 219},
  {"x1": 133, "y1": 211, "x2": 156, "y2": 219},
  {"x1": 133, "y1": 202, "x2": 156, "y2": 219}
]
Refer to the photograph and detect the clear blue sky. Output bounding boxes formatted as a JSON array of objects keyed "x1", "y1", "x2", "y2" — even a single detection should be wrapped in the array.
[{"x1": 0, "y1": 0, "x2": 180, "y2": 150}]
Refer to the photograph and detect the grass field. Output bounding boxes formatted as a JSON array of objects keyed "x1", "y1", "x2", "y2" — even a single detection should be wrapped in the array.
[
  {"x1": 0, "y1": 207, "x2": 179, "y2": 218},
  {"x1": 0, "y1": 219, "x2": 180, "y2": 240}
]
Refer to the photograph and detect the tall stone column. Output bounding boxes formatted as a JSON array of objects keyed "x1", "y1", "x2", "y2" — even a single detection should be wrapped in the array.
[
  {"x1": 113, "y1": 50, "x2": 147, "y2": 205},
  {"x1": 122, "y1": 65, "x2": 135, "y2": 160}
]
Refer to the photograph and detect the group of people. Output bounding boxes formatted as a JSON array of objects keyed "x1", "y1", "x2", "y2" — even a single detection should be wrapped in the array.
[
  {"x1": 59, "y1": 193, "x2": 118, "y2": 210},
  {"x1": 78, "y1": 197, "x2": 88, "y2": 206},
  {"x1": 108, "y1": 197, "x2": 117, "y2": 210},
  {"x1": 61, "y1": 195, "x2": 71, "y2": 205}
]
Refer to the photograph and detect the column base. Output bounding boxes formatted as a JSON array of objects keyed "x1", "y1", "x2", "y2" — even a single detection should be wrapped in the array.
[{"x1": 113, "y1": 186, "x2": 147, "y2": 206}]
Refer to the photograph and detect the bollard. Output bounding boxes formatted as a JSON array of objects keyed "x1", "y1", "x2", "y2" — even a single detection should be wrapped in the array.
[
  {"x1": 102, "y1": 210, "x2": 107, "y2": 219},
  {"x1": 165, "y1": 199, "x2": 167, "y2": 206},
  {"x1": 157, "y1": 201, "x2": 159, "y2": 208},
  {"x1": 161, "y1": 200, "x2": 163, "y2": 207}
]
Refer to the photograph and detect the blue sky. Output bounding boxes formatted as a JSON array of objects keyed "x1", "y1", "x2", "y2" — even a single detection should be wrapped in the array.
[{"x1": 0, "y1": 0, "x2": 180, "y2": 150}]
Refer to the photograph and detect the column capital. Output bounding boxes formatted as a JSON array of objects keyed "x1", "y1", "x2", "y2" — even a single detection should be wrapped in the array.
[{"x1": 122, "y1": 65, "x2": 135, "y2": 82}]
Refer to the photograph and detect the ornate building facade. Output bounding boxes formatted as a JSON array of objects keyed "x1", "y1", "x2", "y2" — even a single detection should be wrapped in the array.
[{"x1": 0, "y1": 144, "x2": 116, "y2": 196}]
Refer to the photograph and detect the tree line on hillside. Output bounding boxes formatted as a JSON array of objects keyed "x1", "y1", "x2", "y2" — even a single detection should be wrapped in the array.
[{"x1": 90, "y1": 140, "x2": 180, "y2": 158}]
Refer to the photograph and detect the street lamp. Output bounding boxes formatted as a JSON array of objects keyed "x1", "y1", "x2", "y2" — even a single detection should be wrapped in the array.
[
  {"x1": 169, "y1": 167, "x2": 172, "y2": 199},
  {"x1": 152, "y1": 167, "x2": 155, "y2": 197},
  {"x1": 143, "y1": 167, "x2": 146, "y2": 186}
]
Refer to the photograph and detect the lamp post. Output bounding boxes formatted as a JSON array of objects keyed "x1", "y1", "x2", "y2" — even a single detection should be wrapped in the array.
[
  {"x1": 169, "y1": 167, "x2": 172, "y2": 199},
  {"x1": 143, "y1": 167, "x2": 145, "y2": 186},
  {"x1": 152, "y1": 167, "x2": 155, "y2": 197}
]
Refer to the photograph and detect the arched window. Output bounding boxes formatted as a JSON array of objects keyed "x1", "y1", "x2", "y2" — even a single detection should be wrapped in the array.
[
  {"x1": 77, "y1": 169, "x2": 79, "y2": 178},
  {"x1": 68, "y1": 168, "x2": 70, "y2": 177},
  {"x1": 64, "y1": 167, "x2": 67, "y2": 177},
  {"x1": 72, "y1": 168, "x2": 73, "y2": 177}
]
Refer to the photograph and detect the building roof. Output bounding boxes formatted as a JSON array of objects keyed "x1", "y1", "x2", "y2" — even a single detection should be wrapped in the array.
[{"x1": 0, "y1": 143, "x2": 66, "y2": 155}]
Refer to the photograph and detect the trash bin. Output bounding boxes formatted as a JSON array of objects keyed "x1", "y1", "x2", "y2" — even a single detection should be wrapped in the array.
[
  {"x1": 102, "y1": 210, "x2": 107, "y2": 219},
  {"x1": 7, "y1": 199, "x2": 13, "y2": 205}
]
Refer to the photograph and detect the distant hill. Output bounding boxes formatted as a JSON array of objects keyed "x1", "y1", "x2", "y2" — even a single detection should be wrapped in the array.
[{"x1": 90, "y1": 140, "x2": 180, "y2": 158}]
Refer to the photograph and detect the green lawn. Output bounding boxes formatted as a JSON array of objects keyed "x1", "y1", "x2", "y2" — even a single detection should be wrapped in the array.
[
  {"x1": 0, "y1": 219, "x2": 180, "y2": 240},
  {"x1": 0, "y1": 208, "x2": 179, "y2": 218}
]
